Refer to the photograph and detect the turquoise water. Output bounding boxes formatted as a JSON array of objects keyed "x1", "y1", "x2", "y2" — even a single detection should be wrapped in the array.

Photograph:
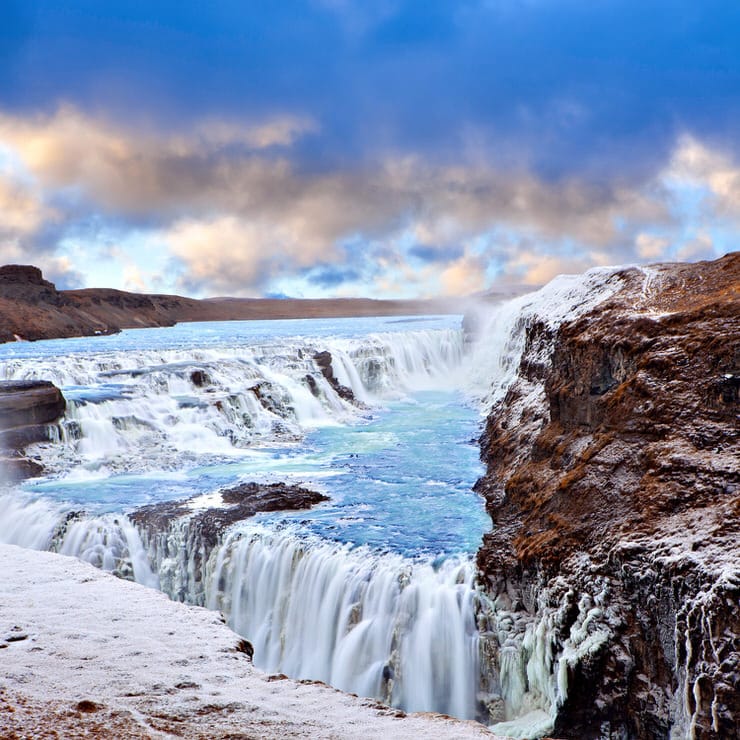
[
  {"x1": 12, "y1": 315, "x2": 487, "y2": 559},
  {"x1": 26, "y1": 389, "x2": 486, "y2": 558}
]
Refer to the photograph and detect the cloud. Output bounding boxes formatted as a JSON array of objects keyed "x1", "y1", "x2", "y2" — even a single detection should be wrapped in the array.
[
  {"x1": 504, "y1": 251, "x2": 594, "y2": 287},
  {"x1": 669, "y1": 135, "x2": 740, "y2": 219},
  {"x1": 439, "y1": 251, "x2": 487, "y2": 295},
  {"x1": 193, "y1": 117, "x2": 318, "y2": 150},
  {"x1": 0, "y1": 177, "x2": 51, "y2": 238},
  {"x1": 0, "y1": 105, "x2": 731, "y2": 297},
  {"x1": 676, "y1": 232, "x2": 716, "y2": 262},
  {"x1": 307, "y1": 265, "x2": 361, "y2": 288},
  {"x1": 408, "y1": 244, "x2": 464, "y2": 263},
  {"x1": 0, "y1": 106, "x2": 318, "y2": 217},
  {"x1": 635, "y1": 233, "x2": 670, "y2": 260},
  {"x1": 0, "y1": 107, "x2": 670, "y2": 238},
  {"x1": 41, "y1": 256, "x2": 85, "y2": 289},
  {"x1": 163, "y1": 215, "x2": 344, "y2": 295},
  {"x1": 0, "y1": 159, "x2": 65, "y2": 273}
]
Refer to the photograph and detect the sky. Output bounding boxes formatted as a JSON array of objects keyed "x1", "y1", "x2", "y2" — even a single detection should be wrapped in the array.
[{"x1": 0, "y1": 1, "x2": 738, "y2": 299}]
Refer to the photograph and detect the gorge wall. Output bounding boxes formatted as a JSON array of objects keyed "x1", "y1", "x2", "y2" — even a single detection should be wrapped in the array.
[{"x1": 475, "y1": 253, "x2": 739, "y2": 738}]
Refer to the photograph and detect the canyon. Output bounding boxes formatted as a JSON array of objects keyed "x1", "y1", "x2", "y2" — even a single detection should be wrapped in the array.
[{"x1": 0, "y1": 254, "x2": 737, "y2": 738}]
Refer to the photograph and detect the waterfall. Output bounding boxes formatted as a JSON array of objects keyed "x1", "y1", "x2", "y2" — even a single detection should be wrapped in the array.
[
  {"x1": 0, "y1": 275, "x2": 630, "y2": 735},
  {"x1": 463, "y1": 267, "x2": 624, "y2": 412},
  {"x1": 0, "y1": 320, "x2": 486, "y2": 721},
  {"x1": 0, "y1": 487, "x2": 484, "y2": 721},
  {"x1": 1, "y1": 327, "x2": 465, "y2": 475},
  {"x1": 0, "y1": 490, "x2": 158, "y2": 589},
  {"x1": 204, "y1": 528, "x2": 481, "y2": 719}
]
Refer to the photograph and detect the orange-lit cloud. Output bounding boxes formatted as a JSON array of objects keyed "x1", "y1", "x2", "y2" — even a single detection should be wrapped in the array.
[{"x1": 0, "y1": 106, "x2": 731, "y2": 297}]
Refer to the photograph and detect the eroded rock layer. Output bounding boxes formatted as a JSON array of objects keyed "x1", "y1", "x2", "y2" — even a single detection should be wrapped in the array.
[
  {"x1": 475, "y1": 254, "x2": 739, "y2": 738},
  {"x1": 0, "y1": 379, "x2": 66, "y2": 479}
]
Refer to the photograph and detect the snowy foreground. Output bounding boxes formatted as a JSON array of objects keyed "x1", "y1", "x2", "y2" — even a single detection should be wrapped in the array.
[{"x1": 0, "y1": 544, "x2": 499, "y2": 739}]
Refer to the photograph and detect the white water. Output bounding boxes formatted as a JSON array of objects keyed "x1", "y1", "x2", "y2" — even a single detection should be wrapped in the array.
[
  {"x1": 1, "y1": 323, "x2": 464, "y2": 476},
  {"x1": 0, "y1": 269, "x2": 627, "y2": 735},
  {"x1": 206, "y1": 528, "x2": 480, "y2": 717},
  {"x1": 0, "y1": 315, "x2": 488, "y2": 720},
  {"x1": 0, "y1": 489, "x2": 158, "y2": 588},
  {"x1": 464, "y1": 267, "x2": 625, "y2": 412}
]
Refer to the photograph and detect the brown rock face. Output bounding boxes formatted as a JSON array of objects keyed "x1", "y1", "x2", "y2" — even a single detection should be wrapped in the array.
[
  {"x1": 474, "y1": 253, "x2": 739, "y2": 738},
  {"x1": 0, "y1": 380, "x2": 66, "y2": 430},
  {"x1": 0, "y1": 380, "x2": 66, "y2": 480},
  {"x1": 0, "y1": 264, "x2": 119, "y2": 341}
]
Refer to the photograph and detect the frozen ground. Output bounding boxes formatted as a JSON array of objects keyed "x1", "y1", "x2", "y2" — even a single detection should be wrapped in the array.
[{"x1": 0, "y1": 544, "x2": 499, "y2": 739}]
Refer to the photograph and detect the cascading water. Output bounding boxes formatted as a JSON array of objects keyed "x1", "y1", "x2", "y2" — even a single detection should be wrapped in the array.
[
  {"x1": 0, "y1": 315, "x2": 489, "y2": 721},
  {"x1": 0, "y1": 270, "x2": 626, "y2": 735},
  {"x1": 206, "y1": 528, "x2": 481, "y2": 718},
  {"x1": 1, "y1": 321, "x2": 465, "y2": 475}
]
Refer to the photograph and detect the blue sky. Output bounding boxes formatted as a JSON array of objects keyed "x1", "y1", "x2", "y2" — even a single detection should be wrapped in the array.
[{"x1": 0, "y1": 1, "x2": 738, "y2": 297}]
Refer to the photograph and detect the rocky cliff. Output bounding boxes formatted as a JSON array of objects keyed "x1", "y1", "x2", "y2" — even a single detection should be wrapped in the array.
[
  {"x1": 0, "y1": 264, "x2": 456, "y2": 344},
  {"x1": 474, "y1": 253, "x2": 738, "y2": 738}
]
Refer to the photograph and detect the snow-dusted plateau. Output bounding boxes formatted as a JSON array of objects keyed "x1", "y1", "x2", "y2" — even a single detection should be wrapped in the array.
[{"x1": 1, "y1": 253, "x2": 737, "y2": 739}]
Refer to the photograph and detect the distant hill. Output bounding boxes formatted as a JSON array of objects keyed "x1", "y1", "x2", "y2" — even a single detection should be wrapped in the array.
[{"x1": 0, "y1": 265, "x2": 461, "y2": 343}]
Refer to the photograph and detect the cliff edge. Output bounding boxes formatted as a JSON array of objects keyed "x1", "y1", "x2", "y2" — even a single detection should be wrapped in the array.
[{"x1": 474, "y1": 253, "x2": 738, "y2": 738}]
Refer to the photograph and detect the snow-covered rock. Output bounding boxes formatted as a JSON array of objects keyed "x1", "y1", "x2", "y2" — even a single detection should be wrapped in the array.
[{"x1": 0, "y1": 543, "x2": 499, "y2": 739}]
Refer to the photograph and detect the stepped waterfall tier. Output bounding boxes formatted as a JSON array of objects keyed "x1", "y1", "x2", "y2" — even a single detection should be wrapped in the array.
[
  {"x1": 0, "y1": 315, "x2": 491, "y2": 723},
  {"x1": 2, "y1": 254, "x2": 737, "y2": 739}
]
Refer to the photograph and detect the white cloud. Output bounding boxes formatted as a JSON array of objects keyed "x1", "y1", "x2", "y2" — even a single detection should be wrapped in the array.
[
  {"x1": 439, "y1": 252, "x2": 487, "y2": 295},
  {"x1": 163, "y1": 215, "x2": 343, "y2": 295},
  {"x1": 676, "y1": 232, "x2": 715, "y2": 262},
  {"x1": 668, "y1": 134, "x2": 740, "y2": 218},
  {"x1": 635, "y1": 233, "x2": 670, "y2": 260}
]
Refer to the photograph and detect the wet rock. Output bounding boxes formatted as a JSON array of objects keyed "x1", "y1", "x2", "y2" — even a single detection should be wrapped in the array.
[
  {"x1": 190, "y1": 369, "x2": 210, "y2": 387},
  {"x1": 248, "y1": 382, "x2": 294, "y2": 417},
  {"x1": 304, "y1": 374, "x2": 320, "y2": 397},
  {"x1": 0, "y1": 456, "x2": 44, "y2": 481},
  {"x1": 0, "y1": 380, "x2": 66, "y2": 431},
  {"x1": 313, "y1": 351, "x2": 355, "y2": 402},
  {"x1": 0, "y1": 380, "x2": 66, "y2": 480},
  {"x1": 130, "y1": 482, "x2": 329, "y2": 605},
  {"x1": 131, "y1": 482, "x2": 329, "y2": 550}
]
